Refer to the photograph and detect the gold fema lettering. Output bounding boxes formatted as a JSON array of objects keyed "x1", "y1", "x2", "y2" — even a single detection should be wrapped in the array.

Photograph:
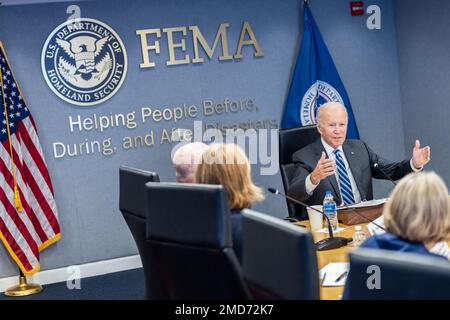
[
  {"x1": 234, "y1": 21, "x2": 264, "y2": 59},
  {"x1": 190, "y1": 23, "x2": 233, "y2": 63},
  {"x1": 163, "y1": 27, "x2": 190, "y2": 66},
  {"x1": 136, "y1": 20, "x2": 263, "y2": 69},
  {"x1": 136, "y1": 28, "x2": 161, "y2": 68}
]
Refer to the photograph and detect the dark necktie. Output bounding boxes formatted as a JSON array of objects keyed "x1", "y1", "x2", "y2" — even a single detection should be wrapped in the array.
[{"x1": 333, "y1": 149, "x2": 355, "y2": 205}]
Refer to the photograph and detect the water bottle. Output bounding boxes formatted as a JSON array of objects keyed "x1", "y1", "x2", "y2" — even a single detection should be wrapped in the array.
[
  {"x1": 353, "y1": 226, "x2": 366, "y2": 247},
  {"x1": 323, "y1": 191, "x2": 338, "y2": 232}
]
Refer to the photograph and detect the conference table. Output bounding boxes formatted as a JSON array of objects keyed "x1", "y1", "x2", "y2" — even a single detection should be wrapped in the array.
[{"x1": 296, "y1": 221, "x2": 367, "y2": 300}]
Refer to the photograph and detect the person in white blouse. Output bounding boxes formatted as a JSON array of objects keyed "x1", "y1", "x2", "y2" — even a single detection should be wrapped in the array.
[{"x1": 287, "y1": 102, "x2": 431, "y2": 219}]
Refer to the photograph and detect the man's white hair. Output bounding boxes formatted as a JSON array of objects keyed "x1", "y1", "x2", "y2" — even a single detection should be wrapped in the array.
[
  {"x1": 172, "y1": 142, "x2": 209, "y2": 183},
  {"x1": 316, "y1": 102, "x2": 347, "y2": 124}
]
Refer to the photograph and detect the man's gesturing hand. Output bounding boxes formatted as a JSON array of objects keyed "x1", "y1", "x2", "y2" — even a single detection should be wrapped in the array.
[
  {"x1": 412, "y1": 139, "x2": 431, "y2": 169},
  {"x1": 310, "y1": 152, "x2": 336, "y2": 185}
]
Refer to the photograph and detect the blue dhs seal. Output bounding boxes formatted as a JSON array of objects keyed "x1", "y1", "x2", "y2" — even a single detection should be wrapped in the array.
[
  {"x1": 300, "y1": 80, "x2": 343, "y2": 125},
  {"x1": 41, "y1": 18, "x2": 127, "y2": 106}
]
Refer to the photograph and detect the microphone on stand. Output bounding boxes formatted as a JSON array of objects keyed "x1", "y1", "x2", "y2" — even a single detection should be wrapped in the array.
[
  {"x1": 267, "y1": 188, "x2": 350, "y2": 251},
  {"x1": 373, "y1": 163, "x2": 397, "y2": 186}
]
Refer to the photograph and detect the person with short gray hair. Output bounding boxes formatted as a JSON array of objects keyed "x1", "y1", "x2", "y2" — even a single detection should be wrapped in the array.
[{"x1": 172, "y1": 142, "x2": 209, "y2": 183}]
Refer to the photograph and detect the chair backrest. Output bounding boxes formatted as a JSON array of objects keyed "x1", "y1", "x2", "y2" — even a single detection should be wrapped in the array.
[
  {"x1": 242, "y1": 209, "x2": 320, "y2": 300},
  {"x1": 347, "y1": 248, "x2": 450, "y2": 299},
  {"x1": 279, "y1": 125, "x2": 320, "y2": 219},
  {"x1": 145, "y1": 182, "x2": 251, "y2": 300},
  {"x1": 118, "y1": 166, "x2": 169, "y2": 299}
]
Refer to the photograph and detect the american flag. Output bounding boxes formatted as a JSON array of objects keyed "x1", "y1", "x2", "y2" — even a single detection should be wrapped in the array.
[{"x1": 0, "y1": 43, "x2": 60, "y2": 276}]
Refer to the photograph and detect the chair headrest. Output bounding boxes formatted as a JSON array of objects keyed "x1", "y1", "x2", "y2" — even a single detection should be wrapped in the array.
[
  {"x1": 348, "y1": 248, "x2": 450, "y2": 299},
  {"x1": 350, "y1": 248, "x2": 450, "y2": 273},
  {"x1": 242, "y1": 208, "x2": 310, "y2": 237},
  {"x1": 241, "y1": 209, "x2": 319, "y2": 299},
  {"x1": 145, "y1": 182, "x2": 232, "y2": 248},
  {"x1": 119, "y1": 166, "x2": 159, "y2": 218},
  {"x1": 241, "y1": 209, "x2": 314, "y2": 257},
  {"x1": 279, "y1": 125, "x2": 319, "y2": 164}
]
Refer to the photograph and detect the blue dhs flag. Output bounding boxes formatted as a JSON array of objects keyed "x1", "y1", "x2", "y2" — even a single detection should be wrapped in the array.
[{"x1": 281, "y1": 4, "x2": 359, "y2": 139}]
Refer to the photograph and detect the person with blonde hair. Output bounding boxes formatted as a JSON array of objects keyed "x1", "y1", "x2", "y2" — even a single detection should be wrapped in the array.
[
  {"x1": 342, "y1": 171, "x2": 450, "y2": 299},
  {"x1": 349, "y1": 171, "x2": 450, "y2": 255},
  {"x1": 196, "y1": 143, "x2": 265, "y2": 262},
  {"x1": 360, "y1": 171, "x2": 450, "y2": 253}
]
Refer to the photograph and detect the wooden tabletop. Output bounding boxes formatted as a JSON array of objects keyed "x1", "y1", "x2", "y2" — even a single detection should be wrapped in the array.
[{"x1": 297, "y1": 221, "x2": 367, "y2": 300}]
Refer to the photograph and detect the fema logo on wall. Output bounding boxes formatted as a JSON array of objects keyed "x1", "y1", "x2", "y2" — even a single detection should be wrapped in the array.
[
  {"x1": 300, "y1": 80, "x2": 343, "y2": 125},
  {"x1": 41, "y1": 18, "x2": 127, "y2": 106}
]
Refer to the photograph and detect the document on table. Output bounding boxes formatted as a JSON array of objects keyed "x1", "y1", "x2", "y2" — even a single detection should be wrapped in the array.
[
  {"x1": 430, "y1": 241, "x2": 450, "y2": 260},
  {"x1": 319, "y1": 262, "x2": 350, "y2": 287},
  {"x1": 366, "y1": 215, "x2": 386, "y2": 236},
  {"x1": 315, "y1": 226, "x2": 348, "y2": 234},
  {"x1": 337, "y1": 198, "x2": 388, "y2": 210}
]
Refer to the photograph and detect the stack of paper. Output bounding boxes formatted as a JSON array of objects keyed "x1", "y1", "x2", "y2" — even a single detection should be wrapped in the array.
[
  {"x1": 430, "y1": 241, "x2": 450, "y2": 259},
  {"x1": 319, "y1": 262, "x2": 349, "y2": 287},
  {"x1": 337, "y1": 198, "x2": 388, "y2": 210},
  {"x1": 366, "y1": 215, "x2": 386, "y2": 236},
  {"x1": 315, "y1": 226, "x2": 348, "y2": 234}
]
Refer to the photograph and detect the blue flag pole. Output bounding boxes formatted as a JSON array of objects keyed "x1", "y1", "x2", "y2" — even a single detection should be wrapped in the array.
[{"x1": 281, "y1": 3, "x2": 359, "y2": 139}]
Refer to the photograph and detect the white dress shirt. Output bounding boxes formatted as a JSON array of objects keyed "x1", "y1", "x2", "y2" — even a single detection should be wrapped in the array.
[{"x1": 305, "y1": 138, "x2": 421, "y2": 205}]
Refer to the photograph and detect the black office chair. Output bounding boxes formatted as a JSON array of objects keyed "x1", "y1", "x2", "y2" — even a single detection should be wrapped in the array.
[
  {"x1": 279, "y1": 125, "x2": 320, "y2": 219},
  {"x1": 145, "y1": 182, "x2": 251, "y2": 300},
  {"x1": 346, "y1": 248, "x2": 450, "y2": 299},
  {"x1": 118, "y1": 166, "x2": 170, "y2": 299},
  {"x1": 242, "y1": 209, "x2": 320, "y2": 299}
]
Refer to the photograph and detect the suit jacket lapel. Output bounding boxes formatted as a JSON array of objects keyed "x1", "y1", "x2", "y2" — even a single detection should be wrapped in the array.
[
  {"x1": 312, "y1": 140, "x2": 341, "y2": 202},
  {"x1": 342, "y1": 142, "x2": 365, "y2": 200}
]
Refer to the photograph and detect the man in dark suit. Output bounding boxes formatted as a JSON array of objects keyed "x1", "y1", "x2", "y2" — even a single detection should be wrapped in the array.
[{"x1": 288, "y1": 102, "x2": 431, "y2": 212}]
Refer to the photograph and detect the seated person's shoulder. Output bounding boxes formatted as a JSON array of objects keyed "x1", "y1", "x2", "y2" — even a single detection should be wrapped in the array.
[
  {"x1": 359, "y1": 232, "x2": 403, "y2": 250},
  {"x1": 359, "y1": 234, "x2": 380, "y2": 249},
  {"x1": 345, "y1": 139, "x2": 365, "y2": 147},
  {"x1": 344, "y1": 139, "x2": 371, "y2": 153},
  {"x1": 292, "y1": 140, "x2": 319, "y2": 159}
]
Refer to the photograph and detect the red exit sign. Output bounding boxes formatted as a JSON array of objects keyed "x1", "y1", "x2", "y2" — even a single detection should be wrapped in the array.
[{"x1": 351, "y1": 1, "x2": 364, "y2": 16}]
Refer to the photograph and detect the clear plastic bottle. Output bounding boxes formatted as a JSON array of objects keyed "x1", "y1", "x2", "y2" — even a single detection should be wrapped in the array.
[
  {"x1": 353, "y1": 225, "x2": 366, "y2": 247},
  {"x1": 323, "y1": 191, "x2": 338, "y2": 232}
]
